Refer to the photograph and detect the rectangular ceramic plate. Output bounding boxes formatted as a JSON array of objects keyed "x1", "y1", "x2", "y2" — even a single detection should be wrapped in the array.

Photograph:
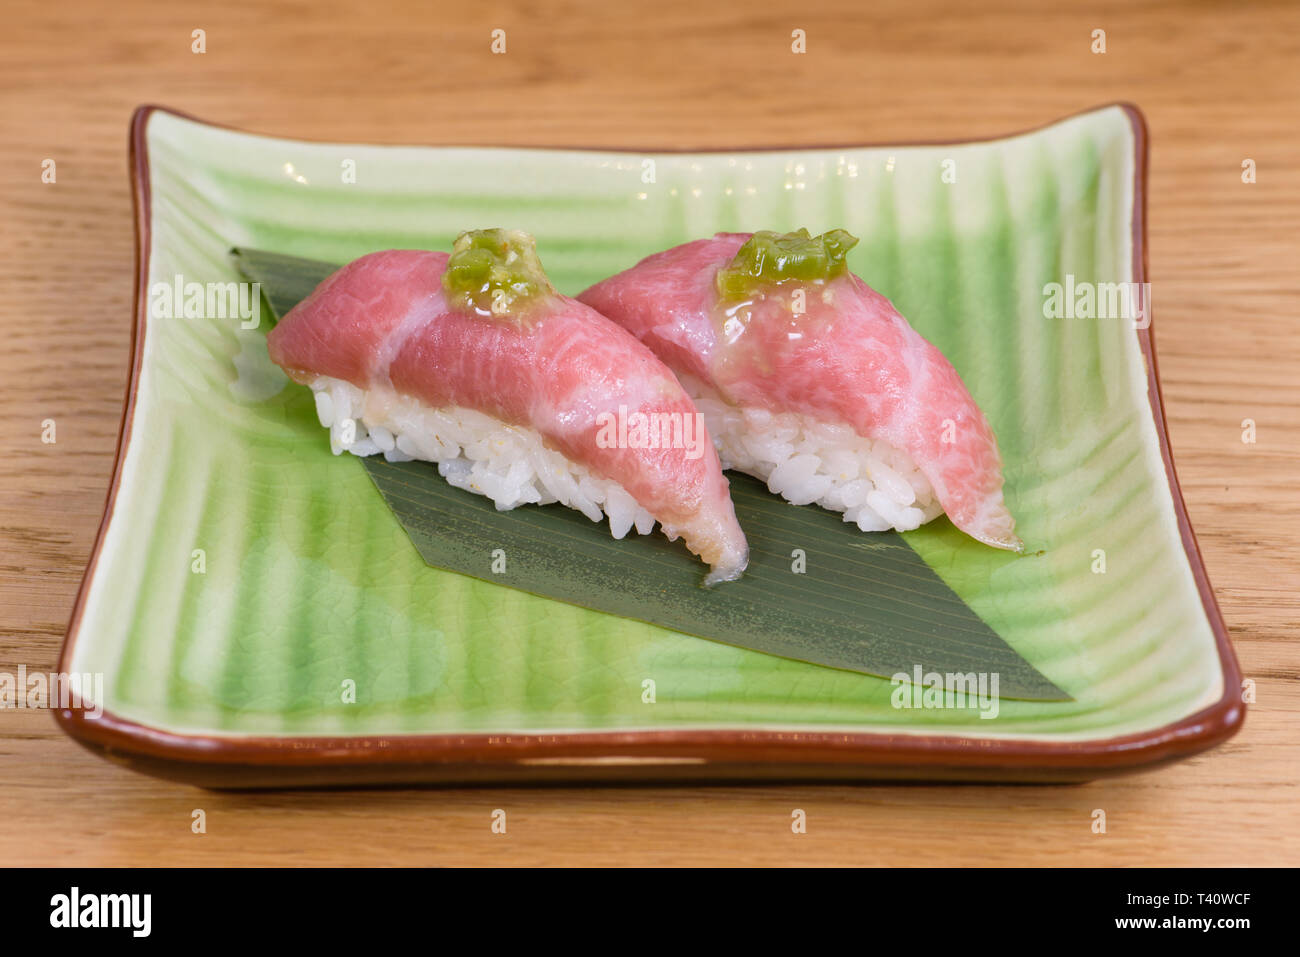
[{"x1": 57, "y1": 104, "x2": 1242, "y2": 786}]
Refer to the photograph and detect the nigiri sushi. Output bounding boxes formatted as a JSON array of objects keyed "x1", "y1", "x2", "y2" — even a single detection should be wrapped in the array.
[
  {"x1": 267, "y1": 228, "x2": 749, "y2": 584},
  {"x1": 579, "y1": 228, "x2": 1020, "y2": 550}
]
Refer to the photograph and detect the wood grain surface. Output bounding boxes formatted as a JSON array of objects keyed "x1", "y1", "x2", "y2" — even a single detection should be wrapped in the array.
[{"x1": 1, "y1": 0, "x2": 1296, "y2": 866}]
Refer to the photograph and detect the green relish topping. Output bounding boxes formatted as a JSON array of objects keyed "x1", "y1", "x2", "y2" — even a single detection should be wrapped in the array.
[
  {"x1": 715, "y1": 228, "x2": 859, "y2": 301},
  {"x1": 443, "y1": 228, "x2": 555, "y2": 316}
]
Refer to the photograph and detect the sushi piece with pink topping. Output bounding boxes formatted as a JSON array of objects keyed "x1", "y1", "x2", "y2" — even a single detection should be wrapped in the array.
[
  {"x1": 267, "y1": 228, "x2": 749, "y2": 584},
  {"x1": 578, "y1": 228, "x2": 1020, "y2": 550}
]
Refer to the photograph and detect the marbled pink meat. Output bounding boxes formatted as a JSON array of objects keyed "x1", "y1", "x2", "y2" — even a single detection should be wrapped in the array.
[
  {"x1": 578, "y1": 234, "x2": 1019, "y2": 549},
  {"x1": 268, "y1": 249, "x2": 749, "y2": 580}
]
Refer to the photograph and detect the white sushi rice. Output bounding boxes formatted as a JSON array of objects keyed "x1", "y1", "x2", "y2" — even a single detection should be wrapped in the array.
[
  {"x1": 685, "y1": 381, "x2": 945, "y2": 533},
  {"x1": 308, "y1": 376, "x2": 658, "y2": 539},
  {"x1": 308, "y1": 372, "x2": 939, "y2": 542}
]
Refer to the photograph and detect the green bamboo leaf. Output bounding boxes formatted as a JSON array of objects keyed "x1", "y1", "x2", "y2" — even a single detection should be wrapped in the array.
[
  {"x1": 234, "y1": 246, "x2": 1068, "y2": 701},
  {"x1": 230, "y1": 247, "x2": 332, "y2": 323}
]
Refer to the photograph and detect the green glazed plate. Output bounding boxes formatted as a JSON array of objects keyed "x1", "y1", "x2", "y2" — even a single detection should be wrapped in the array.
[{"x1": 57, "y1": 104, "x2": 1242, "y2": 786}]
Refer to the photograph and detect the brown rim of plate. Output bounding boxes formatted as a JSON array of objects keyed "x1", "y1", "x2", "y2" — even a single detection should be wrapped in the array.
[{"x1": 54, "y1": 103, "x2": 1244, "y2": 786}]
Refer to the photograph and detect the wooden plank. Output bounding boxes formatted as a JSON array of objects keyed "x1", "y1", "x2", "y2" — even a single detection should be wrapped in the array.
[{"x1": 0, "y1": 0, "x2": 1295, "y2": 866}]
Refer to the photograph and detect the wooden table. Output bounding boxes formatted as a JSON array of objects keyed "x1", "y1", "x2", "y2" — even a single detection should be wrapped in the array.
[{"x1": 1, "y1": 0, "x2": 1295, "y2": 866}]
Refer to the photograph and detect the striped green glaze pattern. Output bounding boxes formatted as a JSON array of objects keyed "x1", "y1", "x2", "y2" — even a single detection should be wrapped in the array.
[{"x1": 70, "y1": 107, "x2": 1222, "y2": 739}]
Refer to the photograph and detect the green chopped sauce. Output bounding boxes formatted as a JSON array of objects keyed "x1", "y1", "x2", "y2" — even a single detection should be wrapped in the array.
[
  {"x1": 715, "y1": 228, "x2": 859, "y2": 301},
  {"x1": 443, "y1": 228, "x2": 555, "y2": 317}
]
